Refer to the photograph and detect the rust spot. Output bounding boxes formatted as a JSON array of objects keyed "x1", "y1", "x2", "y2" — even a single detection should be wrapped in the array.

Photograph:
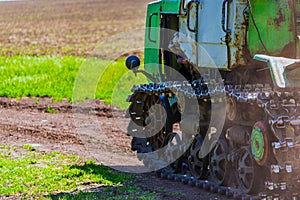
[{"x1": 274, "y1": 8, "x2": 285, "y2": 26}]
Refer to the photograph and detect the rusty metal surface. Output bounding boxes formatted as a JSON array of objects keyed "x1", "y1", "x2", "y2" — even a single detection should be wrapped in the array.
[{"x1": 248, "y1": 0, "x2": 299, "y2": 58}]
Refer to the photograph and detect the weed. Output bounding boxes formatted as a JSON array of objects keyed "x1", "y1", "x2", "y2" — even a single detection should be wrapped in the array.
[
  {"x1": 34, "y1": 98, "x2": 40, "y2": 105},
  {"x1": 46, "y1": 106, "x2": 58, "y2": 114},
  {"x1": 157, "y1": 187, "x2": 164, "y2": 192},
  {"x1": 21, "y1": 144, "x2": 35, "y2": 151},
  {"x1": 168, "y1": 191, "x2": 183, "y2": 196}
]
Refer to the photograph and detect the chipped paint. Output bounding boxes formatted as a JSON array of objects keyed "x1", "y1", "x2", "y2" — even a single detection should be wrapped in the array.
[{"x1": 248, "y1": 0, "x2": 298, "y2": 58}]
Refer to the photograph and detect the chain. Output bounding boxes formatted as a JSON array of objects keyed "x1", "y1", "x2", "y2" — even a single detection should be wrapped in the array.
[{"x1": 127, "y1": 79, "x2": 300, "y2": 199}]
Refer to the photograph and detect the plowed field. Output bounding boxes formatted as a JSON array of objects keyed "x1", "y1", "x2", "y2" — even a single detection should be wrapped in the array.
[{"x1": 0, "y1": 0, "x2": 148, "y2": 56}]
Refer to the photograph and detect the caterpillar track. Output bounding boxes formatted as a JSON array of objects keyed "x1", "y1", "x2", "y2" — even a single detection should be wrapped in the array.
[{"x1": 126, "y1": 79, "x2": 300, "y2": 200}]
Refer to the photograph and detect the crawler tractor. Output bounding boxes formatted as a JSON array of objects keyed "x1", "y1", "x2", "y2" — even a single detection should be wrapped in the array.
[{"x1": 125, "y1": 0, "x2": 300, "y2": 198}]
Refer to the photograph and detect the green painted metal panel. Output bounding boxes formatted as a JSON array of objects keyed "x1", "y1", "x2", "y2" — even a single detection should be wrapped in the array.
[
  {"x1": 161, "y1": 0, "x2": 180, "y2": 14},
  {"x1": 144, "y1": 1, "x2": 161, "y2": 81},
  {"x1": 248, "y1": 0, "x2": 297, "y2": 58}
]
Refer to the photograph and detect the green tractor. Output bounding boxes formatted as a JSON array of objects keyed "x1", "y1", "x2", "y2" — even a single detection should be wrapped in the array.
[{"x1": 125, "y1": 0, "x2": 300, "y2": 198}]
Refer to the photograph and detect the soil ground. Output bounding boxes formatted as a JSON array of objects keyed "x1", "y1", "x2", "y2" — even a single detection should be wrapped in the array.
[
  {"x1": 0, "y1": 0, "x2": 148, "y2": 57},
  {"x1": 0, "y1": 98, "x2": 227, "y2": 199}
]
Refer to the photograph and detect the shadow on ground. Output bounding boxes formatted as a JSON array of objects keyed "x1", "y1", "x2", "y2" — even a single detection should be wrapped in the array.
[
  {"x1": 48, "y1": 162, "x2": 155, "y2": 200},
  {"x1": 49, "y1": 185, "x2": 129, "y2": 200}
]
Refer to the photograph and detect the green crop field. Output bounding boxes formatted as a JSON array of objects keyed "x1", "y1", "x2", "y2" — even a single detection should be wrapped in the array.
[
  {"x1": 0, "y1": 56, "x2": 147, "y2": 109},
  {"x1": 0, "y1": 0, "x2": 149, "y2": 108},
  {"x1": 0, "y1": 56, "x2": 84, "y2": 100}
]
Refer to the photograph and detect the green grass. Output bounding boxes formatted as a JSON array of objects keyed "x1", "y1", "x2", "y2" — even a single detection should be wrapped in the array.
[
  {"x1": 0, "y1": 145, "x2": 157, "y2": 199},
  {"x1": 46, "y1": 106, "x2": 58, "y2": 114},
  {"x1": 0, "y1": 56, "x2": 147, "y2": 109}
]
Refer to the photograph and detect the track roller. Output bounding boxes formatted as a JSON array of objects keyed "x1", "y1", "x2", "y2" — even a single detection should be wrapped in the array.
[
  {"x1": 236, "y1": 146, "x2": 264, "y2": 194},
  {"x1": 210, "y1": 138, "x2": 231, "y2": 186},
  {"x1": 188, "y1": 135, "x2": 209, "y2": 179}
]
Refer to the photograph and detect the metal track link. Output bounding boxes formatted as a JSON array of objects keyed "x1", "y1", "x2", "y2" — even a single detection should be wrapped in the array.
[
  {"x1": 156, "y1": 169, "x2": 261, "y2": 200},
  {"x1": 127, "y1": 79, "x2": 300, "y2": 200}
]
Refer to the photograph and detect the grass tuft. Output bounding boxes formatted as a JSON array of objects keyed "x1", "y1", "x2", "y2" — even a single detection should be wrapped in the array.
[
  {"x1": 46, "y1": 106, "x2": 58, "y2": 114},
  {"x1": 21, "y1": 143, "x2": 36, "y2": 151}
]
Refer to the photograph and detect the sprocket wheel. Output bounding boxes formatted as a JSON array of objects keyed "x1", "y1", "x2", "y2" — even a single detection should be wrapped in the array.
[
  {"x1": 145, "y1": 95, "x2": 167, "y2": 150},
  {"x1": 210, "y1": 139, "x2": 231, "y2": 186},
  {"x1": 236, "y1": 146, "x2": 263, "y2": 194},
  {"x1": 188, "y1": 135, "x2": 209, "y2": 179},
  {"x1": 128, "y1": 92, "x2": 167, "y2": 153},
  {"x1": 128, "y1": 92, "x2": 147, "y2": 127}
]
